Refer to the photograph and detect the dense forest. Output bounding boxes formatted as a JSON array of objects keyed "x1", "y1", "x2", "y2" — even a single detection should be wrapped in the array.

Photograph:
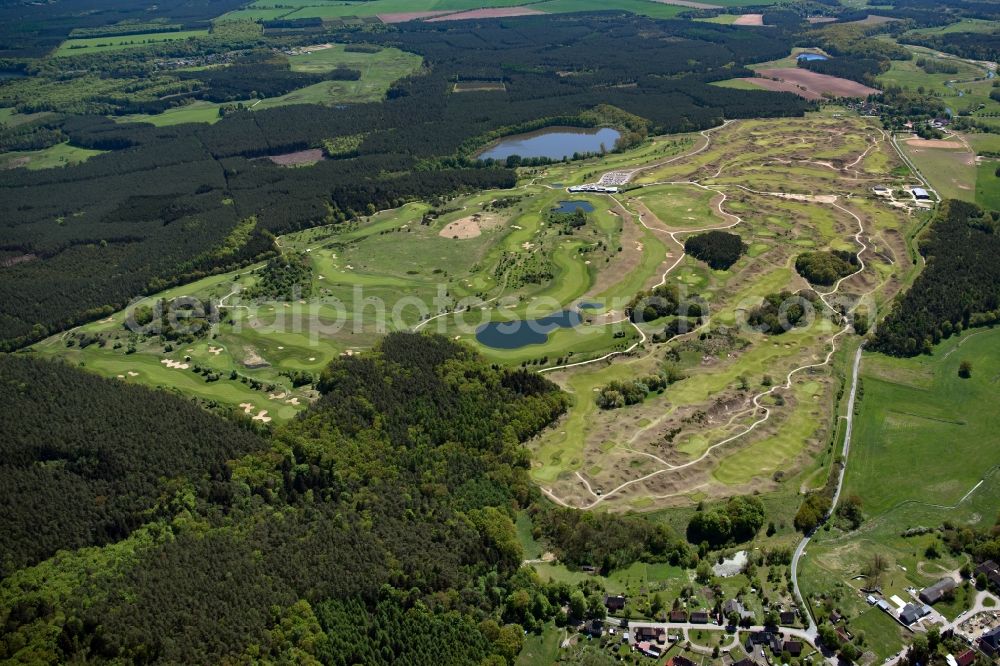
[
  {"x1": 684, "y1": 230, "x2": 747, "y2": 270},
  {"x1": 0, "y1": 354, "x2": 265, "y2": 576},
  {"x1": 794, "y1": 250, "x2": 859, "y2": 286},
  {"x1": 746, "y1": 290, "x2": 820, "y2": 335},
  {"x1": 0, "y1": 333, "x2": 577, "y2": 663},
  {"x1": 0, "y1": 12, "x2": 814, "y2": 350},
  {"x1": 870, "y1": 200, "x2": 1000, "y2": 356}
]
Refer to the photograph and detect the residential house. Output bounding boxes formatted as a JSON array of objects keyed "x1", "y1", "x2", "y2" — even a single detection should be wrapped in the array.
[
  {"x1": 829, "y1": 610, "x2": 842, "y2": 624},
  {"x1": 975, "y1": 561, "x2": 1000, "y2": 591},
  {"x1": 671, "y1": 656, "x2": 697, "y2": 666},
  {"x1": 784, "y1": 641, "x2": 804, "y2": 657},
  {"x1": 690, "y1": 611, "x2": 709, "y2": 624},
  {"x1": 733, "y1": 658, "x2": 757, "y2": 666},
  {"x1": 605, "y1": 595, "x2": 626, "y2": 612},
  {"x1": 670, "y1": 609, "x2": 688, "y2": 623},
  {"x1": 723, "y1": 599, "x2": 744, "y2": 617},
  {"x1": 779, "y1": 611, "x2": 797, "y2": 626},
  {"x1": 980, "y1": 627, "x2": 1000, "y2": 657},
  {"x1": 635, "y1": 626, "x2": 666, "y2": 644},
  {"x1": 637, "y1": 641, "x2": 661, "y2": 658},
  {"x1": 582, "y1": 619, "x2": 603, "y2": 637},
  {"x1": 956, "y1": 649, "x2": 976, "y2": 666},
  {"x1": 920, "y1": 578, "x2": 956, "y2": 605}
]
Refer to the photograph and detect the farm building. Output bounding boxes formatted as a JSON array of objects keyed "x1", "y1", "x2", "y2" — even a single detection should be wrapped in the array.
[
  {"x1": 899, "y1": 603, "x2": 931, "y2": 626},
  {"x1": 872, "y1": 186, "x2": 890, "y2": 197},
  {"x1": 919, "y1": 577, "x2": 956, "y2": 604},
  {"x1": 911, "y1": 187, "x2": 931, "y2": 200}
]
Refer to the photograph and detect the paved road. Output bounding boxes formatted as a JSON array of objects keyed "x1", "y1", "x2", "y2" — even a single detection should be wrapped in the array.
[
  {"x1": 620, "y1": 619, "x2": 835, "y2": 663},
  {"x1": 790, "y1": 344, "x2": 864, "y2": 640}
]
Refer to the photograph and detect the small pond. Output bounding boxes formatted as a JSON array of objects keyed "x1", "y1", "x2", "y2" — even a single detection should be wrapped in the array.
[
  {"x1": 553, "y1": 200, "x2": 595, "y2": 214},
  {"x1": 477, "y1": 126, "x2": 621, "y2": 161},
  {"x1": 577, "y1": 301, "x2": 603, "y2": 311},
  {"x1": 796, "y1": 53, "x2": 829, "y2": 62},
  {"x1": 475, "y1": 310, "x2": 583, "y2": 349}
]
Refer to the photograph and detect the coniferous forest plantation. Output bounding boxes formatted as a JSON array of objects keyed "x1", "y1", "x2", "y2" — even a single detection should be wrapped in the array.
[{"x1": 2, "y1": 0, "x2": 1000, "y2": 663}]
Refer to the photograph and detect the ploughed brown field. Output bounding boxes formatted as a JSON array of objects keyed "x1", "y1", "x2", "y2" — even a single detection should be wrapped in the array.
[
  {"x1": 732, "y1": 13, "x2": 764, "y2": 25},
  {"x1": 749, "y1": 68, "x2": 880, "y2": 99},
  {"x1": 267, "y1": 149, "x2": 325, "y2": 166},
  {"x1": 650, "y1": 0, "x2": 722, "y2": 9},
  {"x1": 426, "y1": 7, "x2": 546, "y2": 21},
  {"x1": 377, "y1": 11, "x2": 452, "y2": 23}
]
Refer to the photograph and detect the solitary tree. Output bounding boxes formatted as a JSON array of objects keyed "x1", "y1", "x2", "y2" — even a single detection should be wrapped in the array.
[{"x1": 959, "y1": 360, "x2": 973, "y2": 378}]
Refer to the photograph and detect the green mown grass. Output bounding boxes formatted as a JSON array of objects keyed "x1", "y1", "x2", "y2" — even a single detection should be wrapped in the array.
[
  {"x1": 845, "y1": 328, "x2": 1000, "y2": 514},
  {"x1": 976, "y1": 161, "x2": 1000, "y2": 210}
]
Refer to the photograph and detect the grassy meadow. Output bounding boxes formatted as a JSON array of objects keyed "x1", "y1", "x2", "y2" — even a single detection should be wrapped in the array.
[
  {"x1": 54, "y1": 29, "x2": 209, "y2": 56},
  {"x1": 799, "y1": 328, "x2": 1000, "y2": 659}
]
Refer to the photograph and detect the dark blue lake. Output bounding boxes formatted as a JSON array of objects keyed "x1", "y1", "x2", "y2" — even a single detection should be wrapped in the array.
[
  {"x1": 476, "y1": 310, "x2": 583, "y2": 349},
  {"x1": 796, "y1": 53, "x2": 828, "y2": 61},
  {"x1": 477, "y1": 126, "x2": 621, "y2": 161},
  {"x1": 554, "y1": 200, "x2": 595, "y2": 214},
  {"x1": 577, "y1": 301, "x2": 602, "y2": 311}
]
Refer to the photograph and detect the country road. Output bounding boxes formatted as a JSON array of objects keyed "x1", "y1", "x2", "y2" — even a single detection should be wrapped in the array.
[{"x1": 790, "y1": 344, "x2": 864, "y2": 640}]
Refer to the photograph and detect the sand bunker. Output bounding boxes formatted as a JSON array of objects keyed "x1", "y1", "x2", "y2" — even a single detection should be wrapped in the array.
[
  {"x1": 440, "y1": 215, "x2": 482, "y2": 239},
  {"x1": 160, "y1": 359, "x2": 190, "y2": 370},
  {"x1": 268, "y1": 392, "x2": 287, "y2": 400},
  {"x1": 905, "y1": 138, "x2": 964, "y2": 149},
  {"x1": 252, "y1": 410, "x2": 271, "y2": 423},
  {"x1": 239, "y1": 403, "x2": 254, "y2": 414},
  {"x1": 733, "y1": 13, "x2": 764, "y2": 25},
  {"x1": 208, "y1": 346, "x2": 222, "y2": 355},
  {"x1": 128, "y1": 371, "x2": 139, "y2": 377},
  {"x1": 285, "y1": 397, "x2": 301, "y2": 406}
]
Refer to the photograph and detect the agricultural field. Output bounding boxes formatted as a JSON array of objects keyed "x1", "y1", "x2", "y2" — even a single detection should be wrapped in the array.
[
  {"x1": 897, "y1": 138, "x2": 977, "y2": 202},
  {"x1": 53, "y1": 29, "x2": 209, "y2": 56},
  {"x1": 216, "y1": 0, "x2": 694, "y2": 21},
  {"x1": 798, "y1": 329, "x2": 1000, "y2": 658}
]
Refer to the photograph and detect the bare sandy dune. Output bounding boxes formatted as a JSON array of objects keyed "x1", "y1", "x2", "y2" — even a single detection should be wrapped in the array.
[{"x1": 439, "y1": 216, "x2": 481, "y2": 239}]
